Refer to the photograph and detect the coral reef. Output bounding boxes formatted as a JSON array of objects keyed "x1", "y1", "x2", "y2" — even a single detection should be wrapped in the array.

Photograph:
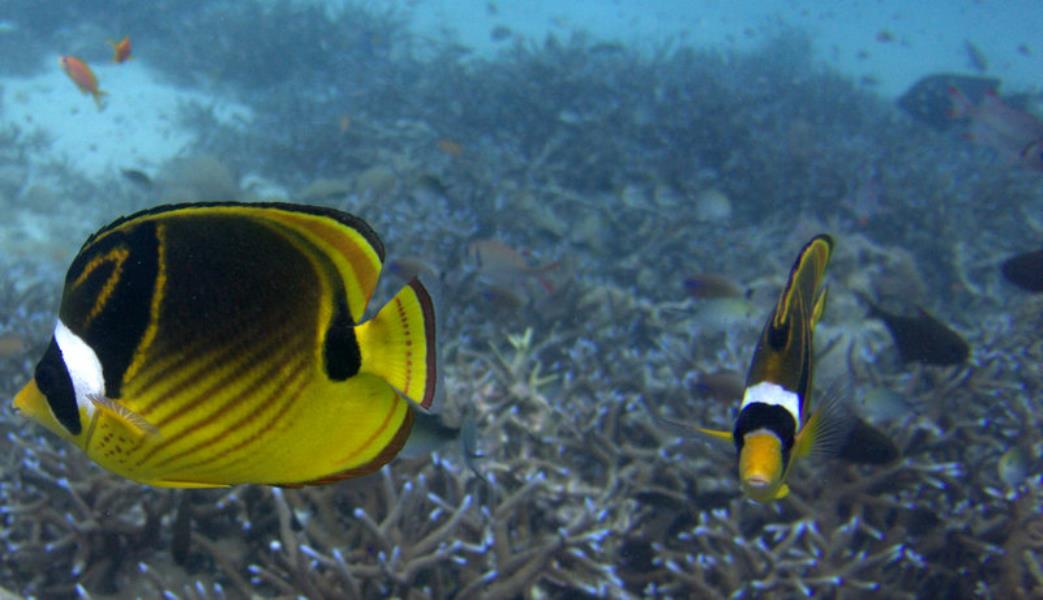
[{"x1": 0, "y1": 2, "x2": 1041, "y2": 598}]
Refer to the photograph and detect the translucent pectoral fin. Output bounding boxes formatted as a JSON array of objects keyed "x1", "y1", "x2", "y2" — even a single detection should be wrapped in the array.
[
  {"x1": 697, "y1": 427, "x2": 735, "y2": 443},
  {"x1": 794, "y1": 381, "x2": 854, "y2": 460},
  {"x1": 87, "y1": 394, "x2": 160, "y2": 439},
  {"x1": 659, "y1": 416, "x2": 734, "y2": 445}
]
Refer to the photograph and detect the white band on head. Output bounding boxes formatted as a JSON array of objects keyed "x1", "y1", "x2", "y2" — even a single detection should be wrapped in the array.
[
  {"x1": 53, "y1": 320, "x2": 104, "y2": 418},
  {"x1": 740, "y1": 381, "x2": 800, "y2": 422}
]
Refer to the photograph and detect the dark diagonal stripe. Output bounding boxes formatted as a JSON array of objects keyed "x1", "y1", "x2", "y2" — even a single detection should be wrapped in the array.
[
  {"x1": 141, "y1": 318, "x2": 300, "y2": 421},
  {"x1": 149, "y1": 358, "x2": 308, "y2": 475},
  {"x1": 131, "y1": 335, "x2": 308, "y2": 466},
  {"x1": 161, "y1": 367, "x2": 311, "y2": 477}
]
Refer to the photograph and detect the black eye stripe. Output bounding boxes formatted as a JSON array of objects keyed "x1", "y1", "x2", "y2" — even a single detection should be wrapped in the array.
[
  {"x1": 733, "y1": 402, "x2": 797, "y2": 466},
  {"x1": 34, "y1": 337, "x2": 82, "y2": 436}
]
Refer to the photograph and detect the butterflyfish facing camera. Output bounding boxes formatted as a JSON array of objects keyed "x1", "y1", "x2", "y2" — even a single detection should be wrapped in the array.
[
  {"x1": 14, "y1": 202, "x2": 439, "y2": 488},
  {"x1": 698, "y1": 235, "x2": 838, "y2": 502}
]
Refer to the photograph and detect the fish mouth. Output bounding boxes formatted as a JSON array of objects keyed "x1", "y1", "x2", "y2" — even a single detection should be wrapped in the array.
[{"x1": 744, "y1": 474, "x2": 770, "y2": 489}]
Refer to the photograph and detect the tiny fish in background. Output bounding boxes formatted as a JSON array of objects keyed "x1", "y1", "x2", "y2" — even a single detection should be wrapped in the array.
[
  {"x1": 0, "y1": 333, "x2": 27, "y2": 359},
  {"x1": 1000, "y1": 248, "x2": 1043, "y2": 293},
  {"x1": 683, "y1": 273, "x2": 745, "y2": 300},
  {"x1": 14, "y1": 202, "x2": 440, "y2": 488},
  {"x1": 863, "y1": 299, "x2": 970, "y2": 366},
  {"x1": 963, "y1": 40, "x2": 988, "y2": 73},
  {"x1": 120, "y1": 168, "x2": 153, "y2": 190},
  {"x1": 998, "y1": 445, "x2": 1030, "y2": 491},
  {"x1": 692, "y1": 369, "x2": 745, "y2": 404},
  {"x1": 948, "y1": 87, "x2": 1043, "y2": 171},
  {"x1": 466, "y1": 238, "x2": 560, "y2": 295},
  {"x1": 386, "y1": 255, "x2": 442, "y2": 282},
  {"x1": 897, "y1": 73, "x2": 999, "y2": 131},
  {"x1": 400, "y1": 407, "x2": 485, "y2": 482},
  {"x1": 59, "y1": 55, "x2": 106, "y2": 109},
  {"x1": 338, "y1": 114, "x2": 352, "y2": 133},
  {"x1": 109, "y1": 36, "x2": 132, "y2": 63},
  {"x1": 437, "y1": 138, "x2": 464, "y2": 158}
]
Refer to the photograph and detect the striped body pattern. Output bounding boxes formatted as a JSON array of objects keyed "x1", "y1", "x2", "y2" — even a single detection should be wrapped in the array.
[
  {"x1": 697, "y1": 234, "x2": 833, "y2": 502},
  {"x1": 15, "y1": 202, "x2": 438, "y2": 488}
]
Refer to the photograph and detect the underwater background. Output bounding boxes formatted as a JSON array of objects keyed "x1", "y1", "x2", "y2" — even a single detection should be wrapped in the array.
[{"x1": 0, "y1": 1, "x2": 1042, "y2": 598}]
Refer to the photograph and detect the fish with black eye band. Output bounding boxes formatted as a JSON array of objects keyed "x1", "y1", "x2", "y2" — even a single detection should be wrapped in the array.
[
  {"x1": 699, "y1": 234, "x2": 834, "y2": 502},
  {"x1": 14, "y1": 202, "x2": 441, "y2": 488}
]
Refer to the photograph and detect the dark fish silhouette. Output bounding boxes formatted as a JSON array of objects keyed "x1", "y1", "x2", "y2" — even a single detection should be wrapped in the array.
[
  {"x1": 120, "y1": 168, "x2": 153, "y2": 190},
  {"x1": 897, "y1": 73, "x2": 999, "y2": 131},
  {"x1": 865, "y1": 300, "x2": 970, "y2": 366},
  {"x1": 1001, "y1": 249, "x2": 1043, "y2": 293},
  {"x1": 837, "y1": 417, "x2": 899, "y2": 465}
]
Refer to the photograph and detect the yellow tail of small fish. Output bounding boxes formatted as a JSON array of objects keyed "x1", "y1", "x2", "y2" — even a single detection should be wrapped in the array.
[{"x1": 356, "y1": 279, "x2": 439, "y2": 409}]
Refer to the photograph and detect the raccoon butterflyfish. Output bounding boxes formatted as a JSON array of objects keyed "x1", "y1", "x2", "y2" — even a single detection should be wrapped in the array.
[
  {"x1": 13, "y1": 202, "x2": 439, "y2": 488},
  {"x1": 697, "y1": 234, "x2": 842, "y2": 502}
]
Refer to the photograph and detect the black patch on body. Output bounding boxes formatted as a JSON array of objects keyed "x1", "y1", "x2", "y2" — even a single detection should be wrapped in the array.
[
  {"x1": 62, "y1": 221, "x2": 159, "y2": 399},
  {"x1": 766, "y1": 319, "x2": 789, "y2": 351},
  {"x1": 35, "y1": 337, "x2": 81, "y2": 435},
  {"x1": 324, "y1": 297, "x2": 362, "y2": 380},
  {"x1": 734, "y1": 402, "x2": 797, "y2": 468}
]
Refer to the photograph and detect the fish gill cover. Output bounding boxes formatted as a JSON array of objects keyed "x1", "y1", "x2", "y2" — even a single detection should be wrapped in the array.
[{"x1": 0, "y1": 1, "x2": 1041, "y2": 598}]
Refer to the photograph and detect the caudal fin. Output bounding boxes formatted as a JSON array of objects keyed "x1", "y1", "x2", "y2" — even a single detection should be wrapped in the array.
[{"x1": 355, "y1": 279, "x2": 439, "y2": 409}]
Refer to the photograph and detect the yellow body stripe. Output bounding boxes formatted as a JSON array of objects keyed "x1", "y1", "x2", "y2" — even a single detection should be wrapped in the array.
[
  {"x1": 261, "y1": 211, "x2": 382, "y2": 320},
  {"x1": 71, "y1": 245, "x2": 129, "y2": 327}
]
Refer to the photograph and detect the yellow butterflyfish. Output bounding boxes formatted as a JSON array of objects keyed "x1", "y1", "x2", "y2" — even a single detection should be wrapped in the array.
[{"x1": 14, "y1": 202, "x2": 439, "y2": 488}]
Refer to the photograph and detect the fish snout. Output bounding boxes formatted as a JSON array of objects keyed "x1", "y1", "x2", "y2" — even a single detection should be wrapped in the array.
[{"x1": 738, "y1": 430, "x2": 786, "y2": 500}]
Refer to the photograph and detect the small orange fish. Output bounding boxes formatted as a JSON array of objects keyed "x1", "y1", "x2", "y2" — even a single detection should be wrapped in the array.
[
  {"x1": 109, "y1": 36, "x2": 132, "y2": 63},
  {"x1": 59, "y1": 55, "x2": 106, "y2": 109},
  {"x1": 437, "y1": 138, "x2": 463, "y2": 158}
]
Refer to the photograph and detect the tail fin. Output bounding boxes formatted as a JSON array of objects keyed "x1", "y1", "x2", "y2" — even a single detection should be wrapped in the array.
[{"x1": 355, "y1": 279, "x2": 439, "y2": 409}]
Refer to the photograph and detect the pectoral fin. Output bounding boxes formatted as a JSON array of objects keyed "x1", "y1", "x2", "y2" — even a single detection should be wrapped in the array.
[
  {"x1": 697, "y1": 427, "x2": 734, "y2": 443},
  {"x1": 88, "y1": 394, "x2": 159, "y2": 439},
  {"x1": 656, "y1": 414, "x2": 733, "y2": 445}
]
